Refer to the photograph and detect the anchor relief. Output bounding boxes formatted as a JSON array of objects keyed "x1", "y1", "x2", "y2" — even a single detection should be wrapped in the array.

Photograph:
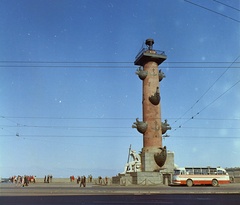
[{"x1": 151, "y1": 121, "x2": 160, "y2": 131}]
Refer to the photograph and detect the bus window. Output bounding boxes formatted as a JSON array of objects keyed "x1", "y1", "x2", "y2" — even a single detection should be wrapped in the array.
[
  {"x1": 210, "y1": 168, "x2": 217, "y2": 175},
  {"x1": 202, "y1": 168, "x2": 208, "y2": 175},
  {"x1": 174, "y1": 170, "x2": 181, "y2": 175},
  {"x1": 186, "y1": 168, "x2": 193, "y2": 175},
  {"x1": 194, "y1": 168, "x2": 201, "y2": 175},
  {"x1": 218, "y1": 170, "x2": 223, "y2": 175}
]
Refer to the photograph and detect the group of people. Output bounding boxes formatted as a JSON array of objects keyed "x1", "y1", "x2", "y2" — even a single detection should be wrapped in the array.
[
  {"x1": 77, "y1": 176, "x2": 86, "y2": 187},
  {"x1": 10, "y1": 175, "x2": 36, "y2": 187},
  {"x1": 44, "y1": 175, "x2": 52, "y2": 183},
  {"x1": 70, "y1": 174, "x2": 93, "y2": 187}
]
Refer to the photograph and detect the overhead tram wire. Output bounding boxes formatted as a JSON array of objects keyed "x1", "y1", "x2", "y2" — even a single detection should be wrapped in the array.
[
  {"x1": 0, "y1": 65, "x2": 239, "y2": 69},
  {"x1": 0, "y1": 127, "x2": 16, "y2": 135},
  {"x1": 213, "y1": 0, "x2": 240, "y2": 12},
  {"x1": 1, "y1": 116, "x2": 239, "y2": 121},
  {"x1": 184, "y1": 0, "x2": 240, "y2": 23},
  {"x1": 171, "y1": 54, "x2": 240, "y2": 126},
  {"x1": 1, "y1": 60, "x2": 240, "y2": 64},
  {"x1": 0, "y1": 116, "x2": 136, "y2": 120},
  {"x1": 1, "y1": 124, "x2": 239, "y2": 130},
  {"x1": 0, "y1": 134, "x2": 239, "y2": 139},
  {"x1": 1, "y1": 61, "x2": 239, "y2": 69},
  {"x1": 170, "y1": 78, "x2": 240, "y2": 134}
]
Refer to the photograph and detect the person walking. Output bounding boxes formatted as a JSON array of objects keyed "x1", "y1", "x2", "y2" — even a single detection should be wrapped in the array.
[
  {"x1": 22, "y1": 176, "x2": 25, "y2": 187},
  {"x1": 83, "y1": 175, "x2": 86, "y2": 187},
  {"x1": 79, "y1": 176, "x2": 83, "y2": 187},
  {"x1": 16, "y1": 176, "x2": 20, "y2": 187}
]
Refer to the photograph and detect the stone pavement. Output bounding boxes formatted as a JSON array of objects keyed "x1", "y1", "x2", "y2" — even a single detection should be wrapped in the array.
[{"x1": 1, "y1": 182, "x2": 240, "y2": 196}]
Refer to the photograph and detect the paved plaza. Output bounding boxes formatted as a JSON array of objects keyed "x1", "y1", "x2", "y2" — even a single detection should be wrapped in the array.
[{"x1": 1, "y1": 182, "x2": 240, "y2": 196}]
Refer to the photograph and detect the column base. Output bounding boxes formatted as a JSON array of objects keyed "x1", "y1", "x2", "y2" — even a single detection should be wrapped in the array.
[{"x1": 141, "y1": 147, "x2": 162, "y2": 172}]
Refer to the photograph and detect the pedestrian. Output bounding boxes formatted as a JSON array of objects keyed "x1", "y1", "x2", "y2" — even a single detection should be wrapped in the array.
[
  {"x1": 34, "y1": 176, "x2": 37, "y2": 183},
  {"x1": 80, "y1": 176, "x2": 86, "y2": 187},
  {"x1": 27, "y1": 176, "x2": 29, "y2": 186},
  {"x1": 98, "y1": 176, "x2": 102, "y2": 184},
  {"x1": 79, "y1": 176, "x2": 83, "y2": 187},
  {"x1": 16, "y1": 176, "x2": 20, "y2": 187},
  {"x1": 24, "y1": 175, "x2": 28, "y2": 186},
  {"x1": 44, "y1": 175, "x2": 46, "y2": 183},
  {"x1": 22, "y1": 176, "x2": 25, "y2": 187},
  {"x1": 83, "y1": 175, "x2": 86, "y2": 187},
  {"x1": 105, "y1": 177, "x2": 108, "y2": 185}
]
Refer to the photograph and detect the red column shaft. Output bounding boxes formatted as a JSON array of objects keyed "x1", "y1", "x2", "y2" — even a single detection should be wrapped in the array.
[{"x1": 142, "y1": 61, "x2": 162, "y2": 148}]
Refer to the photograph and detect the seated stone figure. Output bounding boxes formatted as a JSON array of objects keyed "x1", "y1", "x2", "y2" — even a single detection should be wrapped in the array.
[{"x1": 122, "y1": 150, "x2": 141, "y2": 174}]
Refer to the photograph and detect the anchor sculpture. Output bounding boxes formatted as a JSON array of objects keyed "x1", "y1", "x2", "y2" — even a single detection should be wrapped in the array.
[{"x1": 151, "y1": 121, "x2": 160, "y2": 131}]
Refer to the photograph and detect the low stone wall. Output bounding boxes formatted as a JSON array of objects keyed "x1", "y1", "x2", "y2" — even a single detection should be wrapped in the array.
[
  {"x1": 35, "y1": 178, "x2": 109, "y2": 184},
  {"x1": 35, "y1": 178, "x2": 73, "y2": 183}
]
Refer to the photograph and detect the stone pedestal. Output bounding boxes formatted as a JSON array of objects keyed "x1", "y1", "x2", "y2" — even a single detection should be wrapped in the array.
[
  {"x1": 162, "y1": 151, "x2": 175, "y2": 172},
  {"x1": 160, "y1": 151, "x2": 175, "y2": 185},
  {"x1": 141, "y1": 147, "x2": 160, "y2": 172},
  {"x1": 113, "y1": 152, "x2": 175, "y2": 185},
  {"x1": 131, "y1": 172, "x2": 162, "y2": 185}
]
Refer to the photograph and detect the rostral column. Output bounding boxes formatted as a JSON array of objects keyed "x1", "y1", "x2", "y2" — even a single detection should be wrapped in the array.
[{"x1": 133, "y1": 39, "x2": 170, "y2": 172}]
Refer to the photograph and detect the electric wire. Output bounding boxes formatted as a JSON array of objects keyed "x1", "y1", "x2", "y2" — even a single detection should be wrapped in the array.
[
  {"x1": 170, "y1": 79, "x2": 240, "y2": 134},
  {"x1": 1, "y1": 60, "x2": 240, "y2": 64},
  {"x1": 171, "y1": 54, "x2": 240, "y2": 126},
  {"x1": 0, "y1": 134, "x2": 239, "y2": 139},
  {"x1": 1, "y1": 65, "x2": 239, "y2": 69},
  {"x1": 1, "y1": 59, "x2": 239, "y2": 139},
  {"x1": 184, "y1": 0, "x2": 240, "y2": 23},
  {"x1": 1, "y1": 125, "x2": 239, "y2": 130},
  {"x1": 213, "y1": 0, "x2": 240, "y2": 12},
  {"x1": 1, "y1": 116, "x2": 239, "y2": 120}
]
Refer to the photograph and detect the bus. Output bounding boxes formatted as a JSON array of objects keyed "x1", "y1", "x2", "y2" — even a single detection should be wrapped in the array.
[{"x1": 172, "y1": 167, "x2": 230, "y2": 187}]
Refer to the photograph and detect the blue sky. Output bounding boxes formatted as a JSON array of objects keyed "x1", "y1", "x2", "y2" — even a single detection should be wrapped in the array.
[{"x1": 0, "y1": 0, "x2": 239, "y2": 178}]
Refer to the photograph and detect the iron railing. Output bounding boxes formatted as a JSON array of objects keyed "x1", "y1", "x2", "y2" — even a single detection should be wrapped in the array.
[{"x1": 135, "y1": 48, "x2": 166, "y2": 60}]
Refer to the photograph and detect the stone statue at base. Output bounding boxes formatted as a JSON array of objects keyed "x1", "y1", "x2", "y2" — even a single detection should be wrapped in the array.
[{"x1": 122, "y1": 149, "x2": 141, "y2": 174}]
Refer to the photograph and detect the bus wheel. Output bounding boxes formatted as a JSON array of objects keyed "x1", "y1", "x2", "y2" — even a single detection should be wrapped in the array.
[
  {"x1": 212, "y1": 179, "x2": 218, "y2": 187},
  {"x1": 186, "y1": 179, "x2": 193, "y2": 187}
]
